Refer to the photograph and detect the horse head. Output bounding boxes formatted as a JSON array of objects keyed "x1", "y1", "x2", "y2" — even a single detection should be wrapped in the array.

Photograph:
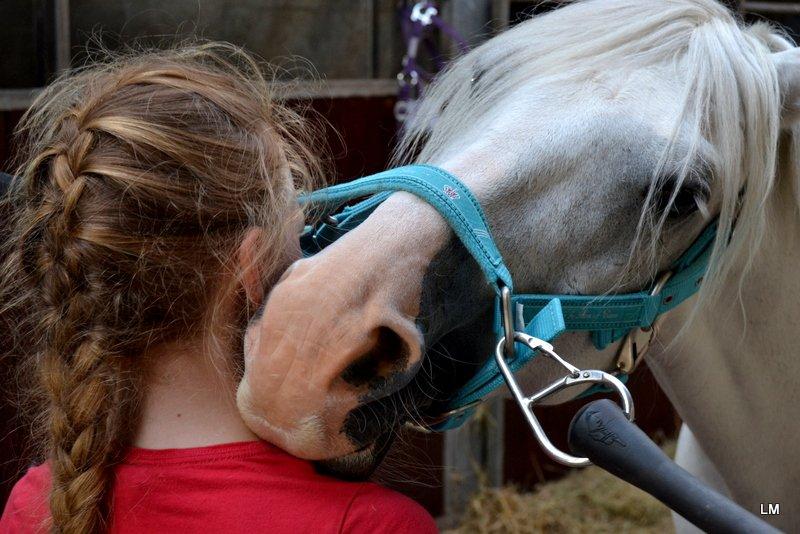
[{"x1": 236, "y1": 0, "x2": 800, "y2": 477}]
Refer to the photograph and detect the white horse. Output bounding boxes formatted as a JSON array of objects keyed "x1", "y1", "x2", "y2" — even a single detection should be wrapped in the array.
[{"x1": 236, "y1": 1, "x2": 800, "y2": 530}]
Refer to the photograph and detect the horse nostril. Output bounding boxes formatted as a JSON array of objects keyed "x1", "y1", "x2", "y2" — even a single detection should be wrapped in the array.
[{"x1": 341, "y1": 326, "x2": 411, "y2": 390}]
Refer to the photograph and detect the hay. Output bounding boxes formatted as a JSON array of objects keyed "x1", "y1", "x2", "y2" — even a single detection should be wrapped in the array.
[{"x1": 446, "y1": 442, "x2": 676, "y2": 534}]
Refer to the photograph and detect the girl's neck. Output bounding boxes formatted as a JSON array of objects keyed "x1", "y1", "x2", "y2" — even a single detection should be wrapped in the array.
[{"x1": 135, "y1": 338, "x2": 258, "y2": 449}]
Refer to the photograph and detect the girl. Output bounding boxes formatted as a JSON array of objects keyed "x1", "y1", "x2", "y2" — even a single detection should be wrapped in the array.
[{"x1": 0, "y1": 44, "x2": 436, "y2": 534}]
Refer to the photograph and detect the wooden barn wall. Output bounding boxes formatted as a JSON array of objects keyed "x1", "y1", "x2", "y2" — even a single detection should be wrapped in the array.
[{"x1": 68, "y1": 1, "x2": 397, "y2": 78}]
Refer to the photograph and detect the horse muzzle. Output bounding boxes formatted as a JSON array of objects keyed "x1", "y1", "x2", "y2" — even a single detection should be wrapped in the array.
[{"x1": 236, "y1": 251, "x2": 428, "y2": 460}]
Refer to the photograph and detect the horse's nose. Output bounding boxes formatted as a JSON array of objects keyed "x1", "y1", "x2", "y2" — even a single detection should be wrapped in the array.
[
  {"x1": 236, "y1": 254, "x2": 426, "y2": 459},
  {"x1": 341, "y1": 326, "x2": 417, "y2": 396},
  {"x1": 236, "y1": 192, "x2": 450, "y2": 459}
]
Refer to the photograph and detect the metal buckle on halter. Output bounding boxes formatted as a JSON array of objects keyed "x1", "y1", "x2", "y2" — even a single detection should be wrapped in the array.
[
  {"x1": 615, "y1": 271, "x2": 673, "y2": 373},
  {"x1": 499, "y1": 285, "x2": 517, "y2": 359},
  {"x1": 495, "y1": 333, "x2": 634, "y2": 466}
]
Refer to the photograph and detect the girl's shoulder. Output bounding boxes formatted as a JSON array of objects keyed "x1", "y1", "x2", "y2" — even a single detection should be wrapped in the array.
[
  {"x1": 1, "y1": 464, "x2": 50, "y2": 534},
  {"x1": 342, "y1": 482, "x2": 438, "y2": 534},
  {"x1": 0, "y1": 447, "x2": 439, "y2": 534}
]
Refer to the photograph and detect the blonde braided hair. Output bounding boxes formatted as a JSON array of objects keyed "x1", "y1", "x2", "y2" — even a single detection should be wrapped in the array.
[{"x1": 1, "y1": 43, "x2": 323, "y2": 533}]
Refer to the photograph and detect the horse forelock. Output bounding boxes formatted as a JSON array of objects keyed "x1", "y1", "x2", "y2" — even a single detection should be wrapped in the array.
[{"x1": 395, "y1": 0, "x2": 800, "y2": 321}]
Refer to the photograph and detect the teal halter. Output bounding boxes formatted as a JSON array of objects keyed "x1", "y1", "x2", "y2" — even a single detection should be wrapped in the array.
[{"x1": 300, "y1": 165, "x2": 714, "y2": 431}]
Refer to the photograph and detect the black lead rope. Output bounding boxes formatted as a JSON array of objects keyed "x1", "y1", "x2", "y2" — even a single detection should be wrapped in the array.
[{"x1": 568, "y1": 399, "x2": 780, "y2": 534}]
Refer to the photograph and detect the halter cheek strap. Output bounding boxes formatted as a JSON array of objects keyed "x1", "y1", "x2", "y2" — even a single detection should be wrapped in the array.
[{"x1": 300, "y1": 164, "x2": 714, "y2": 431}]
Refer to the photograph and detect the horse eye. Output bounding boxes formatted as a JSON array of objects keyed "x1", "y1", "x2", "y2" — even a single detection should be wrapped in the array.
[{"x1": 653, "y1": 177, "x2": 709, "y2": 219}]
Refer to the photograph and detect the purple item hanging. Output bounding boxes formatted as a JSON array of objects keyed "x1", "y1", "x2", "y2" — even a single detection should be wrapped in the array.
[{"x1": 395, "y1": 2, "x2": 470, "y2": 125}]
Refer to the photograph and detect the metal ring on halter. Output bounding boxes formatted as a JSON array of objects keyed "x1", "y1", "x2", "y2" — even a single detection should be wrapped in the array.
[
  {"x1": 499, "y1": 285, "x2": 515, "y2": 359},
  {"x1": 403, "y1": 398, "x2": 483, "y2": 433},
  {"x1": 615, "y1": 271, "x2": 673, "y2": 373},
  {"x1": 495, "y1": 332, "x2": 635, "y2": 467}
]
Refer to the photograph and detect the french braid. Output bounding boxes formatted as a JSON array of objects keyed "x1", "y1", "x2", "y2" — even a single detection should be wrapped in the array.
[
  {"x1": 1, "y1": 43, "x2": 324, "y2": 533},
  {"x1": 32, "y1": 110, "x2": 139, "y2": 533}
]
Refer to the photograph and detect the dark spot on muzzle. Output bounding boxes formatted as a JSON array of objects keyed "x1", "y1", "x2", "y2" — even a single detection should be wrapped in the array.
[
  {"x1": 315, "y1": 428, "x2": 397, "y2": 481},
  {"x1": 340, "y1": 393, "x2": 405, "y2": 450}
]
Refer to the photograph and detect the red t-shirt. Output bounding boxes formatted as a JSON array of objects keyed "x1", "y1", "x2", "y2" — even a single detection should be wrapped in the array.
[{"x1": 0, "y1": 441, "x2": 437, "y2": 534}]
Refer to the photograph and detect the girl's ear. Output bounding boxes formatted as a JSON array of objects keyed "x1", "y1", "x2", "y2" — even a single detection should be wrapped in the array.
[
  {"x1": 773, "y1": 48, "x2": 800, "y2": 128},
  {"x1": 238, "y1": 228, "x2": 265, "y2": 307}
]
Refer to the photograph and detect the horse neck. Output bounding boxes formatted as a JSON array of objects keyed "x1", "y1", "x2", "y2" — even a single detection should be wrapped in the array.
[{"x1": 646, "y1": 164, "x2": 800, "y2": 511}]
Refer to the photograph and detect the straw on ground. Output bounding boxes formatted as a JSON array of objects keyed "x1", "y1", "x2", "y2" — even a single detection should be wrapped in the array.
[{"x1": 447, "y1": 442, "x2": 675, "y2": 534}]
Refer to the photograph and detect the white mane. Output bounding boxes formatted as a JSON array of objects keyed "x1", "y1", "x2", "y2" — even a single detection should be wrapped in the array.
[{"x1": 396, "y1": 0, "x2": 800, "y2": 307}]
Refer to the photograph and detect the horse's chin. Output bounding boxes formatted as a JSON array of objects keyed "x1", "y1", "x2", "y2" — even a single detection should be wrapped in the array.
[{"x1": 313, "y1": 429, "x2": 397, "y2": 481}]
